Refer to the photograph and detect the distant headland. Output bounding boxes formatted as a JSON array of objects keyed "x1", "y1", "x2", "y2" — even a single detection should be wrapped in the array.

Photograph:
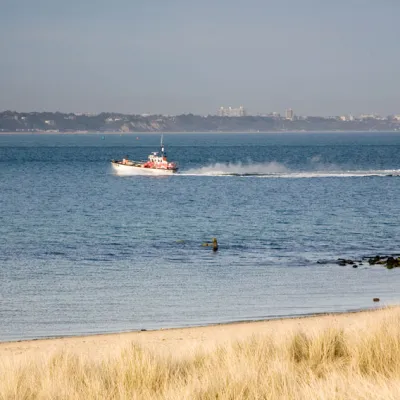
[{"x1": 1, "y1": 111, "x2": 400, "y2": 133}]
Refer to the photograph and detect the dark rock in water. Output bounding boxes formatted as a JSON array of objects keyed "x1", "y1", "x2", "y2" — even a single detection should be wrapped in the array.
[
  {"x1": 338, "y1": 254, "x2": 399, "y2": 269},
  {"x1": 365, "y1": 254, "x2": 400, "y2": 269},
  {"x1": 373, "y1": 298, "x2": 380, "y2": 302},
  {"x1": 386, "y1": 257, "x2": 399, "y2": 269},
  {"x1": 368, "y1": 255, "x2": 381, "y2": 265},
  {"x1": 337, "y1": 258, "x2": 353, "y2": 266}
]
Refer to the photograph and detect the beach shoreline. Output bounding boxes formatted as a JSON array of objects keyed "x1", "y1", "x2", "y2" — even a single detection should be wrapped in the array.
[
  {"x1": 2, "y1": 306, "x2": 400, "y2": 398},
  {"x1": 0, "y1": 306, "x2": 380, "y2": 345},
  {"x1": 0, "y1": 305, "x2": 395, "y2": 361}
]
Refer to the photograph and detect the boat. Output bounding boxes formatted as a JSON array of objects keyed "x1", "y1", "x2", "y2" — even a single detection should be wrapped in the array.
[{"x1": 111, "y1": 136, "x2": 178, "y2": 175}]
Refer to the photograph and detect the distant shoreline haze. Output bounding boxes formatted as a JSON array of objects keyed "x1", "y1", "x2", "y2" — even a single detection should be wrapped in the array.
[{"x1": 1, "y1": 111, "x2": 400, "y2": 133}]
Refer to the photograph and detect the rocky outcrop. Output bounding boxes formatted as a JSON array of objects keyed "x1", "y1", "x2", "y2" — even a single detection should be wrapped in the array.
[
  {"x1": 336, "y1": 255, "x2": 400, "y2": 269},
  {"x1": 368, "y1": 255, "x2": 400, "y2": 269}
]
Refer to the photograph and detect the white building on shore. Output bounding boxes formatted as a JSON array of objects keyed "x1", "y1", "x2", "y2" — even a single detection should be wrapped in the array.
[
  {"x1": 285, "y1": 108, "x2": 294, "y2": 120},
  {"x1": 217, "y1": 106, "x2": 247, "y2": 117}
]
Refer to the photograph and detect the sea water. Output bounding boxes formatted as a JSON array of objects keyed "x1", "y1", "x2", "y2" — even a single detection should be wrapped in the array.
[{"x1": 0, "y1": 132, "x2": 400, "y2": 341}]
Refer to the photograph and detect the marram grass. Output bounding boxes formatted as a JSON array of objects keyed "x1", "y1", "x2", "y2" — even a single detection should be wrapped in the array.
[{"x1": 2, "y1": 309, "x2": 400, "y2": 399}]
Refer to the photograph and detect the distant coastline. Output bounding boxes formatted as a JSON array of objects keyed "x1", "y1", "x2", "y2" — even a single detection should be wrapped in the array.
[
  {"x1": 2, "y1": 131, "x2": 400, "y2": 137},
  {"x1": 1, "y1": 111, "x2": 400, "y2": 134}
]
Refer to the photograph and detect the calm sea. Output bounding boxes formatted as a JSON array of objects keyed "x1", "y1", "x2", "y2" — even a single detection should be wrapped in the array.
[{"x1": 1, "y1": 132, "x2": 400, "y2": 341}]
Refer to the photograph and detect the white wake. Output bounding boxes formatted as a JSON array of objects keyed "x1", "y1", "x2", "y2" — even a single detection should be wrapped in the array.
[
  {"x1": 180, "y1": 162, "x2": 400, "y2": 178},
  {"x1": 183, "y1": 162, "x2": 289, "y2": 176}
]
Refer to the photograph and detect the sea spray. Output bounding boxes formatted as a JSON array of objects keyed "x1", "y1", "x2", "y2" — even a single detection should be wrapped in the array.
[
  {"x1": 181, "y1": 161, "x2": 400, "y2": 178},
  {"x1": 182, "y1": 161, "x2": 289, "y2": 176}
]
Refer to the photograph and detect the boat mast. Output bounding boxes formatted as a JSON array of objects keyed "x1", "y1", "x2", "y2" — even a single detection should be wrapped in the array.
[{"x1": 160, "y1": 134, "x2": 165, "y2": 156}]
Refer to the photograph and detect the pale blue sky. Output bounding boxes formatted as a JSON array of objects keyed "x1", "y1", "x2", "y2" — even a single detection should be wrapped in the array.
[{"x1": 1, "y1": 0, "x2": 399, "y2": 115}]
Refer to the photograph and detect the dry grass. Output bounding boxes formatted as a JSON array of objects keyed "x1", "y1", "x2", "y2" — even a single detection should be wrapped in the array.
[{"x1": 2, "y1": 309, "x2": 400, "y2": 399}]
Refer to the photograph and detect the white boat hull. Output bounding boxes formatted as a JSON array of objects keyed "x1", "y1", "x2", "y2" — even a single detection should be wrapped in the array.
[{"x1": 111, "y1": 162, "x2": 177, "y2": 176}]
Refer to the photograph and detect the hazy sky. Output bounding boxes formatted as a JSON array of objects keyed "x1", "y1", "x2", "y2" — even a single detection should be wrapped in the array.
[{"x1": 1, "y1": 0, "x2": 399, "y2": 116}]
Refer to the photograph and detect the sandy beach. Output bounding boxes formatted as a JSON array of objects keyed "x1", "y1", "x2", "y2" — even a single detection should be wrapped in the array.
[
  {"x1": 0, "y1": 306, "x2": 393, "y2": 361},
  {"x1": 2, "y1": 306, "x2": 400, "y2": 399}
]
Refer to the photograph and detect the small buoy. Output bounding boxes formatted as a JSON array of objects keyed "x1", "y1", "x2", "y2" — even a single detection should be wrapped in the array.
[
  {"x1": 373, "y1": 298, "x2": 380, "y2": 302},
  {"x1": 202, "y1": 237, "x2": 218, "y2": 251}
]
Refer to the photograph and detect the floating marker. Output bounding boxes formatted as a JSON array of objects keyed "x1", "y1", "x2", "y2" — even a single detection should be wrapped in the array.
[{"x1": 202, "y1": 237, "x2": 218, "y2": 252}]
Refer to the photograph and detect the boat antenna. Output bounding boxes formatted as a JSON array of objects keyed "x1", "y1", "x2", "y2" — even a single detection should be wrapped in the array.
[{"x1": 161, "y1": 134, "x2": 165, "y2": 155}]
